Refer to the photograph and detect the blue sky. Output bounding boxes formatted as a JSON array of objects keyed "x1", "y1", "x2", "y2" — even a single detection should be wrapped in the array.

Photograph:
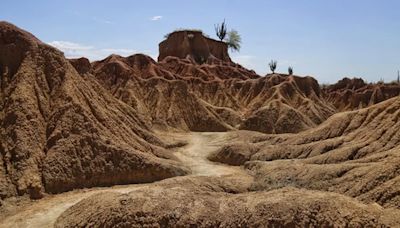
[{"x1": 1, "y1": 0, "x2": 400, "y2": 83}]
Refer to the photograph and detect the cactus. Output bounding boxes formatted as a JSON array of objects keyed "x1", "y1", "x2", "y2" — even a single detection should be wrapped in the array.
[
  {"x1": 215, "y1": 19, "x2": 227, "y2": 41},
  {"x1": 269, "y1": 60, "x2": 277, "y2": 74},
  {"x1": 288, "y1": 66, "x2": 293, "y2": 75}
]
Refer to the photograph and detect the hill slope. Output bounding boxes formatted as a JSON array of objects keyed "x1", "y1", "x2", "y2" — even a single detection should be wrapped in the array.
[
  {"x1": 0, "y1": 21, "x2": 187, "y2": 199},
  {"x1": 84, "y1": 53, "x2": 336, "y2": 134}
]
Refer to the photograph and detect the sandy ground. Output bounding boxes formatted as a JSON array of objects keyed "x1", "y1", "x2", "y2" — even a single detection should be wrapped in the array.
[
  {"x1": 172, "y1": 132, "x2": 245, "y2": 176},
  {"x1": 0, "y1": 132, "x2": 248, "y2": 228}
]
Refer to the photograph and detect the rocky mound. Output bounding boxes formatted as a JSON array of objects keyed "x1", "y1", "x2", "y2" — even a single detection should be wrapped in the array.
[
  {"x1": 211, "y1": 96, "x2": 400, "y2": 208},
  {"x1": 91, "y1": 54, "x2": 234, "y2": 131},
  {"x1": 55, "y1": 177, "x2": 400, "y2": 227},
  {"x1": 0, "y1": 21, "x2": 187, "y2": 200},
  {"x1": 68, "y1": 57, "x2": 91, "y2": 75},
  {"x1": 88, "y1": 53, "x2": 336, "y2": 133},
  {"x1": 0, "y1": 22, "x2": 338, "y2": 200},
  {"x1": 158, "y1": 30, "x2": 231, "y2": 64},
  {"x1": 323, "y1": 77, "x2": 400, "y2": 110}
]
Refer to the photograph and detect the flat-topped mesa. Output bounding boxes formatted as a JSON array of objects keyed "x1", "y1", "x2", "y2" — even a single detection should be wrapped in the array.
[{"x1": 158, "y1": 30, "x2": 231, "y2": 64}]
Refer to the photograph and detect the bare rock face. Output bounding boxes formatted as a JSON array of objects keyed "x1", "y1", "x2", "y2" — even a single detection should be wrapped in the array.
[
  {"x1": 158, "y1": 30, "x2": 231, "y2": 64},
  {"x1": 68, "y1": 57, "x2": 91, "y2": 75},
  {"x1": 0, "y1": 22, "x2": 187, "y2": 199}
]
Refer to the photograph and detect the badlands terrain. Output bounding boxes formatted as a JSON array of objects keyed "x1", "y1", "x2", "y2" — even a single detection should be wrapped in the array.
[{"x1": 1, "y1": 21, "x2": 400, "y2": 227}]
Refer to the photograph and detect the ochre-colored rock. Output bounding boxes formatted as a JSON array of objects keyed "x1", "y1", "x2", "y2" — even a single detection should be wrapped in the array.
[
  {"x1": 323, "y1": 77, "x2": 400, "y2": 110},
  {"x1": 89, "y1": 53, "x2": 335, "y2": 134},
  {"x1": 158, "y1": 30, "x2": 231, "y2": 64}
]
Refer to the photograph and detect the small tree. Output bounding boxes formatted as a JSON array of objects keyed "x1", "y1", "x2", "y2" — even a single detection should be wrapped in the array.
[
  {"x1": 397, "y1": 70, "x2": 399, "y2": 84},
  {"x1": 288, "y1": 66, "x2": 293, "y2": 75},
  {"x1": 269, "y1": 60, "x2": 277, "y2": 74},
  {"x1": 225, "y1": 30, "x2": 241, "y2": 52},
  {"x1": 215, "y1": 19, "x2": 227, "y2": 41}
]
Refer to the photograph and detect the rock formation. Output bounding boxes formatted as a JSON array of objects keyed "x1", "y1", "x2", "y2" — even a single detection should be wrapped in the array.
[
  {"x1": 211, "y1": 96, "x2": 400, "y2": 208},
  {"x1": 55, "y1": 177, "x2": 400, "y2": 227},
  {"x1": 2, "y1": 21, "x2": 400, "y2": 227},
  {"x1": 158, "y1": 30, "x2": 231, "y2": 64},
  {"x1": 88, "y1": 53, "x2": 336, "y2": 134},
  {"x1": 323, "y1": 77, "x2": 400, "y2": 110},
  {"x1": 0, "y1": 21, "x2": 187, "y2": 199}
]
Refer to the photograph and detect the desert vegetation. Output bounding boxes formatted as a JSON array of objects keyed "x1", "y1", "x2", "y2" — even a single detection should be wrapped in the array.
[
  {"x1": 225, "y1": 29, "x2": 241, "y2": 51},
  {"x1": 214, "y1": 19, "x2": 242, "y2": 52},
  {"x1": 269, "y1": 60, "x2": 277, "y2": 73},
  {"x1": 288, "y1": 66, "x2": 293, "y2": 75},
  {"x1": 214, "y1": 19, "x2": 227, "y2": 41}
]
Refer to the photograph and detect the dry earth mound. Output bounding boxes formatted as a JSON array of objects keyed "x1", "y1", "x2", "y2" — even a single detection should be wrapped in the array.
[
  {"x1": 0, "y1": 21, "x2": 187, "y2": 200},
  {"x1": 323, "y1": 77, "x2": 400, "y2": 110},
  {"x1": 91, "y1": 54, "x2": 234, "y2": 131},
  {"x1": 211, "y1": 96, "x2": 400, "y2": 208},
  {"x1": 88, "y1": 52, "x2": 336, "y2": 133},
  {"x1": 55, "y1": 177, "x2": 400, "y2": 227}
]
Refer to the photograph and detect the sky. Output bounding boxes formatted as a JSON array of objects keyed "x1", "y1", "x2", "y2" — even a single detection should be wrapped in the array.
[{"x1": 1, "y1": 0, "x2": 400, "y2": 83}]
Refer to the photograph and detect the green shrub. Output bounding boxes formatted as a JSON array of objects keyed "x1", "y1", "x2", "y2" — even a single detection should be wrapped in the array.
[{"x1": 225, "y1": 30, "x2": 241, "y2": 52}]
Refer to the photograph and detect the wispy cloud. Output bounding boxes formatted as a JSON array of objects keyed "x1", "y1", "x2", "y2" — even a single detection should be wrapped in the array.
[
  {"x1": 92, "y1": 16, "x2": 113, "y2": 24},
  {"x1": 48, "y1": 41, "x2": 139, "y2": 60},
  {"x1": 48, "y1": 41, "x2": 93, "y2": 51},
  {"x1": 150, "y1": 15, "x2": 163, "y2": 21}
]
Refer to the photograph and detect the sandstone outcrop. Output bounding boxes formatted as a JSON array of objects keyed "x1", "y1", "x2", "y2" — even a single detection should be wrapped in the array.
[{"x1": 158, "y1": 30, "x2": 231, "y2": 64}]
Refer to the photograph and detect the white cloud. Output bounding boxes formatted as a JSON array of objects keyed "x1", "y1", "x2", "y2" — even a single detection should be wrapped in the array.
[
  {"x1": 48, "y1": 41, "x2": 93, "y2": 51},
  {"x1": 48, "y1": 41, "x2": 139, "y2": 60},
  {"x1": 150, "y1": 15, "x2": 162, "y2": 21}
]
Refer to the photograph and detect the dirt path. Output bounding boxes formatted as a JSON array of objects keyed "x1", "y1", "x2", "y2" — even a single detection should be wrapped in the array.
[
  {"x1": 173, "y1": 132, "x2": 246, "y2": 176},
  {"x1": 0, "y1": 132, "x2": 248, "y2": 228}
]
